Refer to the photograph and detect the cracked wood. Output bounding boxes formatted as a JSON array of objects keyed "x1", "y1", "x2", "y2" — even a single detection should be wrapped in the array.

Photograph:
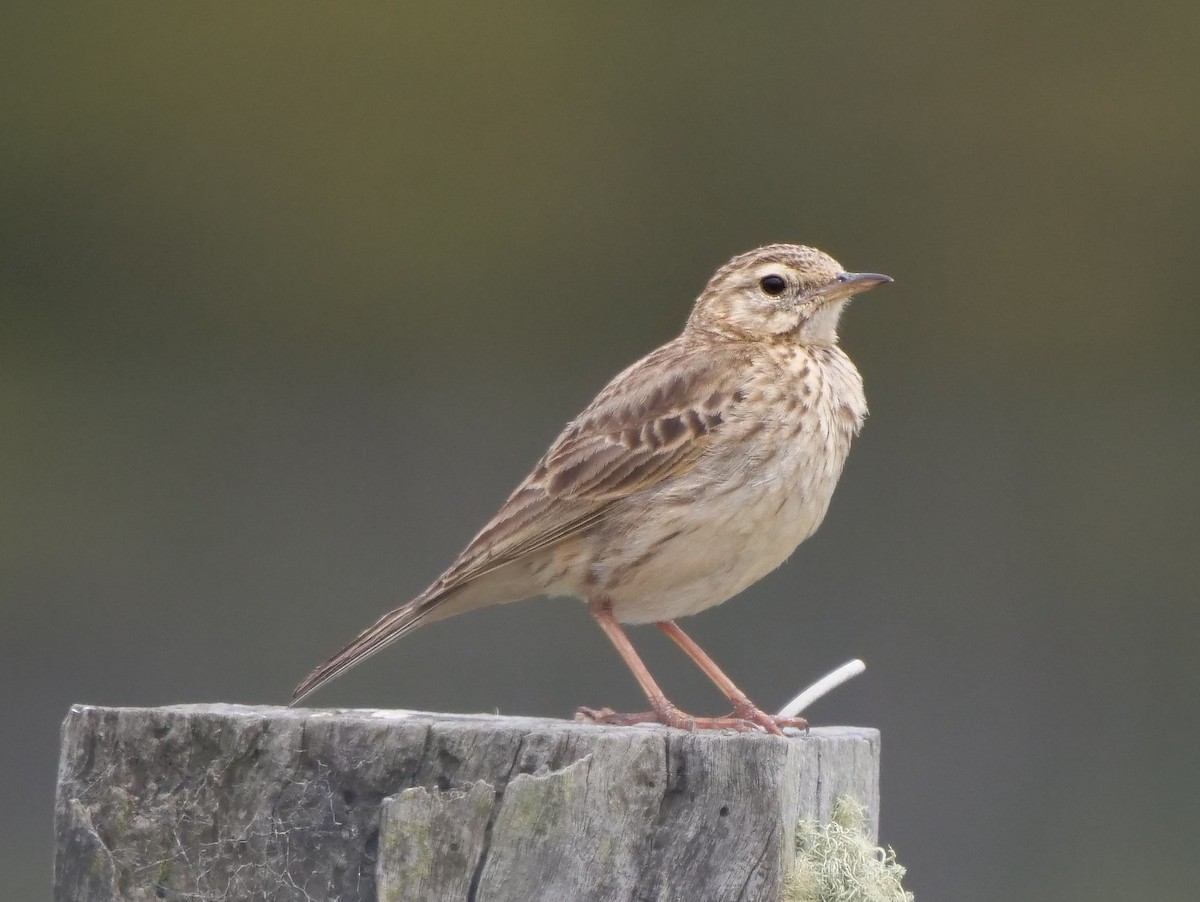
[{"x1": 54, "y1": 703, "x2": 879, "y2": 902}]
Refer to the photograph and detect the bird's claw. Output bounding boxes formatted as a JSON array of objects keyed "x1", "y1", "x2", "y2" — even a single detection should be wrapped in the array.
[
  {"x1": 728, "y1": 701, "x2": 808, "y2": 736},
  {"x1": 575, "y1": 705, "x2": 797, "y2": 735}
]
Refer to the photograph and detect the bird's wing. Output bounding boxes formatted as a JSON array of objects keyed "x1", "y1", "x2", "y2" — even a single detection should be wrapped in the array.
[
  {"x1": 432, "y1": 339, "x2": 745, "y2": 592},
  {"x1": 291, "y1": 338, "x2": 746, "y2": 705}
]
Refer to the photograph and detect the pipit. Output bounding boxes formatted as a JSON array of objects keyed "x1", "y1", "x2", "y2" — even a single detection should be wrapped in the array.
[{"x1": 293, "y1": 244, "x2": 891, "y2": 735}]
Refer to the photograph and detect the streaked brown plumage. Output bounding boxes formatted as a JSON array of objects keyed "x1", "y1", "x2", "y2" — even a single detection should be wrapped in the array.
[{"x1": 293, "y1": 244, "x2": 891, "y2": 734}]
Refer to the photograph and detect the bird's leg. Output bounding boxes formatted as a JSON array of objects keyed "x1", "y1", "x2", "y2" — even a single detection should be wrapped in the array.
[
  {"x1": 656, "y1": 620, "x2": 808, "y2": 736},
  {"x1": 578, "y1": 599, "x2": 698, "y2": 730},
  {"x1": 577, "y1": 600, "x2": 764, "y2": 733}
]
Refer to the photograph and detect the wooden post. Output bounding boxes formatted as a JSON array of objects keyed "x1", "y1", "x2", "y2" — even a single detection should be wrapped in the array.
[{"x1": 54, "y1": 703, "x2": 879, "y2": 901}]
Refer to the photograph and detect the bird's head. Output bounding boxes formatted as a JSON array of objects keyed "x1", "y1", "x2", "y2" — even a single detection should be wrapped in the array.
[{"x1": 688, "y1": 244, "x2": 891, "y2": 346}]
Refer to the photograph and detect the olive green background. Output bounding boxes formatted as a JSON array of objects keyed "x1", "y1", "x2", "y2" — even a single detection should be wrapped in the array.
[{"x1": 4, "y1": 4, "x2": 1198, "y2": 899}]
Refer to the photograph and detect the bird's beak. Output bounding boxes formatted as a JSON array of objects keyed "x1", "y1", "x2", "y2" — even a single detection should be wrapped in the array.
[{"x1": 805, "y1": 272, "x2": 893, "y2": 305}]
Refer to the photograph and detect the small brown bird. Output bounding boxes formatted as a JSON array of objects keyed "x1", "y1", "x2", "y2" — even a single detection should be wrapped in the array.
[{"x1": 293, "y1": 244, "x2": 890, "y2": 735}]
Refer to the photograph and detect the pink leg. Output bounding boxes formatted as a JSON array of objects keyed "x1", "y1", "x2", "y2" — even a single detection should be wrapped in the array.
[
  {"x1": 578, "y1": 600, "x2": 786, "y2": 733},
  {"x1": 656, "y1": 620, "x2": 808, "y2": 736}
]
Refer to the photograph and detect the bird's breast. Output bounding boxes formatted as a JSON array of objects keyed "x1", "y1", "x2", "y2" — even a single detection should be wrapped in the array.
[{"x1": 590, "y1": 345, "x2": 866, "y2": 623}]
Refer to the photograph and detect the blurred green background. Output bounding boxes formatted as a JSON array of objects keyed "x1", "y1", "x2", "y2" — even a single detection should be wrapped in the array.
[{"x1": 4, "y1": 3, "x2": 1198, "y2": 899}]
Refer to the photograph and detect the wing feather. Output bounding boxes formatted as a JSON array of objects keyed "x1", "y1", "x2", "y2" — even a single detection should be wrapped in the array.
[
  {"x1": 291, "y1": 337, "x2": 747, "y2": 704},
  {"x1": 434, "y1": 338, "x2": 744, "y2": 592}
]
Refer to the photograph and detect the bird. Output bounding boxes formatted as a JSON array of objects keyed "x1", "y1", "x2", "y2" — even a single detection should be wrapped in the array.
[{"x1": 292, "y1": 244, "x2": 891, "y2": 735}]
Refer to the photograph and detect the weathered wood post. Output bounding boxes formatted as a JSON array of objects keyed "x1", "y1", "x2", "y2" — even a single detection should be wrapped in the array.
[{"x1": 54, "y1": 703, "x2": 879, "y2": 901}]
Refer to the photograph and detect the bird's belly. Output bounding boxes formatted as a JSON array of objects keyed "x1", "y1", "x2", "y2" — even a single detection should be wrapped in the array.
[{"x1": 596, "y1": 439, "x2": 848, "y2": 624}]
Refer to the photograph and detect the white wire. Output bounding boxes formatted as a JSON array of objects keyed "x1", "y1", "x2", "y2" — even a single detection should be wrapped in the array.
[{"x1": 775, "y1": 659, "x2": 866, "y2": 719}]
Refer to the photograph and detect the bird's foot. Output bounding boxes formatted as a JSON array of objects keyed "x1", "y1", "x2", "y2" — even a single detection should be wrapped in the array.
[
  {"x1": 728, "y1": 700, "x2": 809, "y2": 736},
  {"x1": 575, "y1": 705, "x2": 779, "y2": 734}
]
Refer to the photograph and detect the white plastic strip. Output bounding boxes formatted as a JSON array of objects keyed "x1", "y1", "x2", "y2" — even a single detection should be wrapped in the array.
[{"x1": 776, "y1": 658, "x2": 867, "y2": 719}]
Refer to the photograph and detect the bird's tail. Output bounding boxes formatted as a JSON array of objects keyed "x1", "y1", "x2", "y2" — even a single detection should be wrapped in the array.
[{"x1": 290, "y1": 587, "x2": 450, "y2": 706}]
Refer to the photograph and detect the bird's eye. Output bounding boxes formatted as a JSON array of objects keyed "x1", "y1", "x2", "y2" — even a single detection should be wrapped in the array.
[{"x1": 760, "y1": 275, "x2": 787, "y2": 296}]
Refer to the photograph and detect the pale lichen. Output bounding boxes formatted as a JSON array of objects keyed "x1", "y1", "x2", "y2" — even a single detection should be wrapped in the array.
[{"x1": 784, "y1": 797, "x2": 914, "y2": 902}]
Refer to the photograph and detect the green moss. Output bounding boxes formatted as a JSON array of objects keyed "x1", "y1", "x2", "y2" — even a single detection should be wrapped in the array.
[
  {"x1": 784, "y1": 798, "x2": 914, "y2": 902},
  {"x1": 381, "y1": 803, "x2": 436, "y2": 880}
]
